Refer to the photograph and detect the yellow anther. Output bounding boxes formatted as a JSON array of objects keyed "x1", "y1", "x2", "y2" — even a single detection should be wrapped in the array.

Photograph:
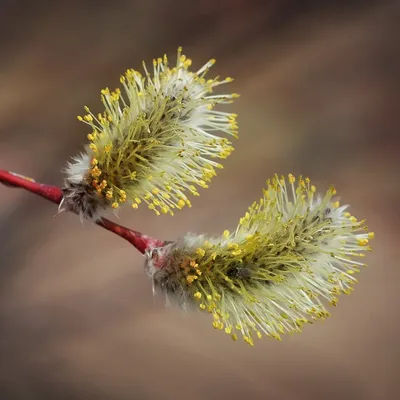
[
  {"x1": 244, "y1": 336, "x2": 254, "y2": 346},
  {"x1": 194, "y1": 292, "x2": 202, "y2": 299},
  {"x1": 196, "y1": 248, "x2": 205, "y2": 258},
  {"x1": 223, "y1": 230, "x2": 230, "y2": 239},
  {"x1": 132, "y1": 203, "x2": 138, "y2": 209},
  {"x1": 91, "y1": 166, "x2": 102, "y2": 178},
  {"x1": 271, "y1": 333, "x2": 282, "y2": 341},
  {"x1": 186, "y1": 275, "x2": 198, "y2": 284},
  {"x1": 104, "y1": 143, "x2": 112, "y2": 153},
  {"x1": 330, "y1": 298, "x2": 339, "y2": 306},
  {"x1": 198, "y1": 180, "x2": 208, "y2": 188},
  {"x1": 111, "y1": 202, "x2": 119, "y2": 209},
  {"x1": 129, "y1": 171, "x2": 137, "y2": 180}
]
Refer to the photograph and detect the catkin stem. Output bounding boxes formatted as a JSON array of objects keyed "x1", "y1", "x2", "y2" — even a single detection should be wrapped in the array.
[{"x1": 0, "y1": 169, "x2": 165, "y2": 254}]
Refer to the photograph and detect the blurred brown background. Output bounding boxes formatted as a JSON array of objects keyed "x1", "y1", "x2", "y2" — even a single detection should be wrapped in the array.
[{"x1": 0, "y1": 1, "x2": 399, "y2": 399}]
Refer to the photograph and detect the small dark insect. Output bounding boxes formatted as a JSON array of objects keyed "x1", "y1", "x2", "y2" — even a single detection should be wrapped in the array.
[{"x1": 227, "y1": 265, "x2": 253, "y2": 279}]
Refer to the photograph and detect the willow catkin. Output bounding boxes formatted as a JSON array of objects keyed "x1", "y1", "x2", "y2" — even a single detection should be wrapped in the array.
[
  {"x1": 144, "y1": 174, "x2": 373, "y2": 346},
  {"x1": 62, "y1": 47, "x2": 238, "y2": 220}
]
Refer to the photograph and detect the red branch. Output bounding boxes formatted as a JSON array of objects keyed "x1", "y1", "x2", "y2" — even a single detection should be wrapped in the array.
[{"x1": 0, "y1": 169, "x2": 165, "y2": 254}]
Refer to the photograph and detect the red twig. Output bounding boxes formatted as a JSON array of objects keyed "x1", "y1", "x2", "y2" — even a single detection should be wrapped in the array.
[{"x1": 0, "y1": 169, "x2": 165, "y2": 254}]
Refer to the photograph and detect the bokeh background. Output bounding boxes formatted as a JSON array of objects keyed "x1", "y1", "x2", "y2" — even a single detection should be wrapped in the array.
[{"x1": 0, "y1": 1, "x2": 399, "y2": 399}]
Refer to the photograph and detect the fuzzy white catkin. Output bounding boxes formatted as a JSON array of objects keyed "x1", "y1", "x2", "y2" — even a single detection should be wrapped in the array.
[
  {"x1": 144, "y1": 174, "x2": 374, "y2": 346},
  {"x1": 62, "y1": 47, "x2": 238, "y2": 220}
]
